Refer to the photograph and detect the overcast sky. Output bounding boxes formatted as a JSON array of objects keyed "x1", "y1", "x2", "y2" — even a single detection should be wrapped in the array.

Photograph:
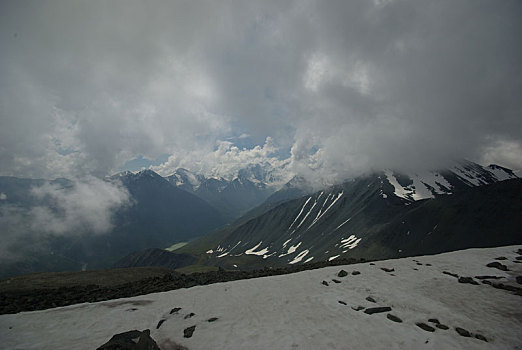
[{"x1": 1, "y1": 0, "x2": 521, "y2": 183}]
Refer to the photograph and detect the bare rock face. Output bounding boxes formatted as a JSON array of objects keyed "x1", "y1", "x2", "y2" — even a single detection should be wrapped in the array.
[{"x1": 97, "y1": 329, "x2": 160, "y2": 350}]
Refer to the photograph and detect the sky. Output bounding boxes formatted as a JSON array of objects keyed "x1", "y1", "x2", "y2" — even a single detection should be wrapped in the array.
[{"x1": 1, "y1": 0, "x2": 521, "y2": 185}]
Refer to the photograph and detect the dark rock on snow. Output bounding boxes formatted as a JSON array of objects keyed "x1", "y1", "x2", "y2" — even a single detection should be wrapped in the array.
[
  {"x1": 170, "y1": 307, "x2": 182, "y2": 314},
  {"x1": 458, "y1": 277, "x2": 479, "y2": 285},
  {"x1": 183, "y1": 325, "x2": 196, "y2": 338},
  {"x1": 338, "y1": 300, "x2": 347, "y2": 305},
  {"x1": 475, "y1": 275, "x2": 502, "y2": 280},
  {"x1": 364, "y1": 307, "x2": 392, "y2": 314},
  {"x1": 436, "y1": 324, "x2": 449, "y2": 330},
  {"x1": 352, "y1": 271, "x2": 361, "y2": 275},
  {"x1": 156, "y1": 319, "x2": 166, "y2": 329},
  {"x1": 332, "y1": 279, "x2": 341, "y2": 284},
  {"x1": 207, "y1": 317, "x2": 218, "y2": 322},
  {"x1": 184, "y1": 312, "x2": 195, "y2": 319},
  {"x1": 455, "y1": 327, "x2": 472, "y2": 337},
  {"x1": 386, "y1": 314, "x2": 402, "y2": 323},
  {"x1": 352, "y1": 306, "x2": 365, "y2": 311},
  {"x1": 475, "y1": 334, "x2": 488, "y2": 342},
  {"x1": 322, "y1": 281, "x2": 329, "y2": 286},
  {"x1": 381, "y1": 267, "x2": 395, "y2": 273},
  {"x1": 97, "y1": 329, "x2": 160, "y2": 350},
  {"x1": 428, "y1": 318, "x2": 440, "y2": 324},
  {"x1": 366, "y1": 296, "x2": 376, "y2": 303},
  {"x1": 416, "y1": 323, "x2": 435, "y2": 332},
  {"x1": 486, "y1": 262, "x2": 508, "y2": 271},
  {"x1": 495, "y1": 256, "x2": 507, "y2": 260},
  {"x1": 337, "y1": 270, "x2": 348, "y2": 277},
  {"x1": 443, "y1": 271, "x2": 459, "y2": 278}
]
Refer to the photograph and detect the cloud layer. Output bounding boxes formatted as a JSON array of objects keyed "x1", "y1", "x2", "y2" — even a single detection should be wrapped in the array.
[
  {"x1": 1, "y1": 0, "x2": 521, "y2": 184},
  {"x1": 0, "y1": 177, "x2": 131, "y2": 260}
]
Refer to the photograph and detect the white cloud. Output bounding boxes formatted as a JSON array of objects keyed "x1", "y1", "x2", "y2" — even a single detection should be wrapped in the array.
[
  {"x1": 481, "y1": 139, "x2": 522, "y2": 172},
  {"x1": 29, "y1": 177, "x2": 131, "y2": 235},
  {"x1": 1, "y1": 0, "x2": 521, "y2": 182},
  {"x1": 152, "y1": 137, "x2": 292, "y2": 185}
]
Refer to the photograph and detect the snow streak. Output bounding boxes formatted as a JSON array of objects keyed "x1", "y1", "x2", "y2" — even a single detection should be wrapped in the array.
[
  {"x1": 307, "y1": 191, "x2": 343, "y2": 230},
  {"x1": 288, "y1": 197, "x2": 312, "y2": 230}
]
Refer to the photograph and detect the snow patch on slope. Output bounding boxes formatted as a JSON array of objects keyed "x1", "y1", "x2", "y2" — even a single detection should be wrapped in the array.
[{"x1": 289, "y1": 250, "x2": 309, "y2": 264}]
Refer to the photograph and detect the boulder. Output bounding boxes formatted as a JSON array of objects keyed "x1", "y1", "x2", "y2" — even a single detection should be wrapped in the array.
[
  {"x1": 337, "y1": 270, "x2": 348, "y2": 277},
  {"x1": 184, "y1": 325, "x2": 196, "y2": 338},
  {"x1": 97, "y1": 329, "x2": 160, "y2": 350}
]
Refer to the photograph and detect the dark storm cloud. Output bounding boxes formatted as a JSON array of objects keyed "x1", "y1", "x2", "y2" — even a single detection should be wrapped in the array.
[{"x1": 1, "y1": 0, "x2": 521, "y2": 183}]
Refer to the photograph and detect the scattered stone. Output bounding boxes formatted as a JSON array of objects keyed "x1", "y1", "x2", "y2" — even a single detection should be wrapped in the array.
[
  {"x1": 516, "y1": 256, "x2": 522, "y2": 261},
  {"x1": 443, "y1": 271, "x2": 459, "y2": 278},
  {"x1": 486, "y1": 281, "x2": 522, "y2": 294},
  {"x1": 514, "y1": 261, "x2": 522, "y2": 264},
  {"x1": 381, "y1": 267, "x2": 395, "y2": 273},
  {"x1": 390, "y1": 273, "x2": 396, "y2": 276},
  {"x1": 458, "y1": 277, "x2": 479, "y2": 285},
  {"x1": 97, "y1": 329, "x2": 160, "y2": 350},
  {"x1": 475, "y1": 334, "x2": 488, "y2": 342},
  {"x1": 183, "y1": 325, "x2": 196, "y2": 338},
  {"x1": 337, "y1": 270, "x2": 348, "y2": 277},
  {"x1": 416, "y1": 262, "x2": 423, "y2": 266},
  {"x1": 517, "y1": 248, "x2": 522, "y2": 255},
  {"x1": 386, "y1": 314, "x2": 402, "y2": 323},
  {"x1": 352, "y1": 271, "x2": 361, "y2": 275},
  {"x1": 428, "y1": 318, "x2": 440, "y2": 324},
  {"x1": 366, "y1": 296, "x2": 377, "y2": 303},
  {"x1": 338, "y1": 300, "x2": 347, "y2": 305},
  {"x1": 455, "y1": 327, "x2": 471, "y2": 337},
  {"x1": 332, "y1": 279, "x2": 341, "y2": 284},
  {"x1": 475, "y1": 275, "x2": 502, "y2": 280},
  {"x1": 207, "y1": 317, "x2": 218, "y2": 322},
  {"x1": 413, "y1": 268, "x2": 418, "y2": 271},
  {"x1": 416, "y1": 323, "x2": 435, "y2": 332},
  {"x1": 425, "y1": 263, "x2": 432, "y2": 266},
  {"x1": 126, "y1": 308, "x2": 138, "y2": 312},
  {"x1": 369, "y1": 263, "x2": 375, "y2": 265},
  {"x1": 352, "y1": 306, "x2": 365, "y2": 311},
  {"x1": 322, "y1": 281, "x2": 329, "y2": 286},
  {"x1": 486, "y1": 262, "x2": 508, "y2": 271},
  {"x1": 495, "y1": 256, "x2": 507, "y2": 260},
  {"x1": 184, "y1": 312, "x2": 195, "y2": 319},
  {"x1": 364, "y1": 307, "x2": 392, "y2": 314},
  {"x1": 156, "y1": 319, "x2": 166, "y2": 329},
  {"x1": 517, "y1": 276, "x2": 522, "y2": 285},
  {"x1": 436, "y1": 324, "x2": 449, "y2": 330},
  {"x1": 170, "y1": 307, "x2": 182, "y2": 314}
]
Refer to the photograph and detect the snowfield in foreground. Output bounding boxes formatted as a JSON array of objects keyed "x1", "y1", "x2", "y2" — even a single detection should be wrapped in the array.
[{"x1": 1, "y1": 246, "x2": 521, "y2": 349}]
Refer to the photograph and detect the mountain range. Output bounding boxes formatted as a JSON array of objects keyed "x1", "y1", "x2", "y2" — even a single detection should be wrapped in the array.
[
  {"x1": 169, "y1": 160, "x2": 520, "y2": 270},
  {"x1": 0, "y1": 170, "x2": 224, "y2": 277},
  {"x1": 0, "y1": 160, "x2": 519, "y2": 277}
]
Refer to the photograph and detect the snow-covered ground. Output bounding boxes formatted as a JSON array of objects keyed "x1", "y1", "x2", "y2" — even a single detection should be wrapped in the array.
[{"x1": 1, "y1": 246, "x2": 521, "y2": 349}]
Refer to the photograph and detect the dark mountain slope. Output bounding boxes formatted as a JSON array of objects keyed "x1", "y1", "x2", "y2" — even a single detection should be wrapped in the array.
[
  {"x1": 197, "y1": 176, "x2": 521, "y2": 270},
  {"x1": 112, "y1": 248, "x2": 196, "y2": 270},
  {"x1": 0, "y1": 170, "x2": 224, "y2": 277},
  {"x1": 359, "y1": 178, "x2": 522, "y2": 259}
]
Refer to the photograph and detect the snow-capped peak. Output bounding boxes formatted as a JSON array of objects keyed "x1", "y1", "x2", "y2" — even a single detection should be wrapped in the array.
[{"x1": 383, "y1": 160, "x2": 517, "y2": 201}]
